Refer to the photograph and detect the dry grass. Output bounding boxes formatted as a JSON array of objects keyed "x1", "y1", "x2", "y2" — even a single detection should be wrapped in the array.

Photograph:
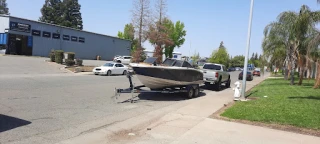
[{"x1": 66, "y1": 66, "x2": 95, "y2": 72}]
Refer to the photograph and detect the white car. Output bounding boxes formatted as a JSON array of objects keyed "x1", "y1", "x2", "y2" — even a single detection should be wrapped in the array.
[
  {"x1": 114, "y1": 56, "x2": 132, "y2": 65},
  {"x1": 92, "y1": 62, "x2": 128, "y2": 76}
]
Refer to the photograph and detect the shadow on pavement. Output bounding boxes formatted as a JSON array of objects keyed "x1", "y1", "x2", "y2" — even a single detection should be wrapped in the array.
[
  {"x1": 0, "y1": 114, "x2": 31, "y2": 133},
  {"x1": 118, "y1": 92, "x2": 206, "y2": 103}
]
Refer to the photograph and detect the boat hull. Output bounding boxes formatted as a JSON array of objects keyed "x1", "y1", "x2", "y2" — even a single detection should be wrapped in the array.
[{"x1": 131, "y1": 65, "x2": 204, "y2": 89}]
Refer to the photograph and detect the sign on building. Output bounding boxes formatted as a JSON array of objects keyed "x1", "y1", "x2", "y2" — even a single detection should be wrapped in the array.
[{"x1": 9, "y1": 21, "x2": 31, "y2": 33}]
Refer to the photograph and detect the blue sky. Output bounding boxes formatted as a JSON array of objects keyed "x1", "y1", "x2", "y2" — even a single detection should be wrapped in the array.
[{"x1": 6, "y1": 0, "x2": 320, "y2": 57}]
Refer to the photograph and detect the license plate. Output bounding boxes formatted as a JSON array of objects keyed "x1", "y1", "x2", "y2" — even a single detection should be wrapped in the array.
[{"x1": 210, "y1": 82, "x2": 213, "y2": 84}]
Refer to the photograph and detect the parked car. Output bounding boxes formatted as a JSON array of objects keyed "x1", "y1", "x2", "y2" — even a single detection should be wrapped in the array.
[
  {"x1": 227, "y1": 67, "x2": 235, "y2": 72},
  {"x1": 113, "y1": 55, "x2": 121, "y2": 61},
  {"x1": 238, "y1": 71, "x2": 253, "y2": 81},
  {"x1": 253, "y1": 68, "x2": 261, "y2": 76},
  {"x1": 114, "y1": 56, "x2": 132, "y2": 65},
  {"x1": 201, "y1": 63, "x2": 231, "y2": 91},
  {"x1": 92, "y1": 62, "x2": 128, "y2": 76}
]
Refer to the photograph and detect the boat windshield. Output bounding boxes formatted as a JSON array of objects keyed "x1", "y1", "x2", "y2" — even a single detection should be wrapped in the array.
[
  {"x1": 162, "y1": 59, "x2": 176, "y2": 66},
  {"x1": 143, "y1": 57, "x2": 157, "y2": 64},
  {"x1": 203, "y1": 64, "x2": 221, "y2": 70},
  {"x1": 103, "y1": 63, "x2": 114, "y2": 67}
]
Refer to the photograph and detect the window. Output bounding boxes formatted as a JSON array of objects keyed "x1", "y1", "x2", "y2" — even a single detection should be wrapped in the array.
[
  {"x1": 79, "y1": 37, "x2": 85, "y2": 43},
  {"x1": 63, "y1": 35, "x2": 70, "y2": 41},
  {"x1": 42, "y1": 31, "x2": 51, "y2": 38},
  {"x1": 32, "y1": 30, "x2": 41, "y2": 36},
  {"x1": 123, "y1": 56, "x2": 131, "y2": 59},
  {"x1": 103, "y1": 63, "x2": 114, "y2": 67},
  {"x1": 203, "y1": 64, "x2": 221, "y2": 70},
  {"x1": 115, "y1": 64, "x2": 124, "y2": 67},
  {"x1": 71, "y1": 36, "x2": 78, "y2": 42},
  {"x1": 182, "y1": 61, "x2": 193, "y2": 68},
  {"x1": 52, "y1": 33, "x2": 60, "y2": 39}
]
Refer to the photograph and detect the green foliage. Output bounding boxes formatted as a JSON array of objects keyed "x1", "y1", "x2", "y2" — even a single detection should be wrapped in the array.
[
  {"x1": 163, "y1": 19, "x2": 187, "y2": 58},
  {"x1": 49, "y1": 50, "x2": 55, "y2": 62},
  {"x1": 66, "y1": 52, "x2": 75, "y2": 60},
  {"x1": 65, "y1": 59, "x2": 75, "y2": 66},
  {"x1": 117, "y1": 23, "x2": 137, "y2": 51},
  {"x1": 230, "y1": 55, "x2": 245, "y2": 67},
  {"x1": 39, "y1": 0, "x2": 63, "y2": 24},
  {"x1": 39, "y1": 0, "x2": 83, "y2": 30},
  {"x1": 0, "y1": 0, "x2": 9, "y2": 15},
  {"x1": 76, "y1": 59, "x2": 83, "y2": 66},
  {"x1": 54, "y1": 50, "x2": 64, "y2": 64},
  {"x1": 209, "y1": 42, "x2": 229, "y2": 67}
]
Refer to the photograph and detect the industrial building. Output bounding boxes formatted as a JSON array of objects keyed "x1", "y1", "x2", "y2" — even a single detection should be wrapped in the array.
[{"x1": 0, "y1": 15, "x2": 131, "y2": 60}]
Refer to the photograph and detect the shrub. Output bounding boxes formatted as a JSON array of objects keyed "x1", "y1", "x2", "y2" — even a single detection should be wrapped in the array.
[
  {"x1": 76, "y1": 59, "x2": 83, "y2": 66},
  {"x1": 66, "y1": 52, "x2": 75, "y2": 60},
  {"x1": 65, "y1": 59, "x2": 75, "y2": 66},
  {"x1": 54, "y1": 50, "x2": 64, "y2": 64},
  {"x1": 49, "y1": 51, "x2": 55, "y2": 62}
]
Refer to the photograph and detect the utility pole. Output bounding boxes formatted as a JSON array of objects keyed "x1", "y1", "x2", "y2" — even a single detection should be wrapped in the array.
[{"x1": 241, "y1": 0, "x2": 254, "y2": 101}]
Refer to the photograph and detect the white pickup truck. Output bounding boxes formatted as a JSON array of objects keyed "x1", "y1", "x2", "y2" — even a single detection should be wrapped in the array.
[{"x1": 201, "y1": 63, "x2": 231, "y2": 91}]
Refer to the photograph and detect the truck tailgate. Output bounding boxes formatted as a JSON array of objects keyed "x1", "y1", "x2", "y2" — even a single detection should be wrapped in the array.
[{"x1": 202, "y1": 70, "x2": 218, "y2": 81}]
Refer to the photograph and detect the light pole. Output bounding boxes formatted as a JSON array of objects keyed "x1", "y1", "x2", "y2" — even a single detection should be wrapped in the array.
[{"x1": 241, "y1": 0, "x2": 254, "y2": 101}]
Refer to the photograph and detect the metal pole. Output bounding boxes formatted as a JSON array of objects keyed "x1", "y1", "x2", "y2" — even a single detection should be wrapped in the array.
[
  {"x1": 189, "y1": 41, "x2": 191, "y2": 61},
  {"x1": 241, "y1": 0, "x2": 254, "y2": 100}
]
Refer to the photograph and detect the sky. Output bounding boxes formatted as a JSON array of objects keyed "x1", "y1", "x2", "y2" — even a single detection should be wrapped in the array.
[{"x1": 6, "y1": 0, "x2": 320, "y2": 58}]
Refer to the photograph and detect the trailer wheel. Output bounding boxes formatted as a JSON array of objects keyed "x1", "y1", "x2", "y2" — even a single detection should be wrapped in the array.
[
  {"x1": 186, "y1": 86, "x2": 194, "y2": 99},
  {"x1": 193, "y1": 86, "x2": 200, "y2": 97}
]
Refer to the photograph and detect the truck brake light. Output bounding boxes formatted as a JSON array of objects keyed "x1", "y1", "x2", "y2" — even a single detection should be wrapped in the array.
[{"x1": 215, "y1": 73, "x2": 218, "y2": 78}]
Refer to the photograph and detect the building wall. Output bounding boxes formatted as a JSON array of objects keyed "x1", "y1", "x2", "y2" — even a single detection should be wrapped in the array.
[
  {"x1": 0, "y1": 16, "x2": 9, "y2": 33},
  {"x1": 6, "y1": 16, "x2": 131, "y2": 60}
]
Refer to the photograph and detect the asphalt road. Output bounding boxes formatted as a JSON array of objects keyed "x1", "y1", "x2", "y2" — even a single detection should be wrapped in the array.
[{"x1": 0, "y1": 56, "x2": 252, "y2": 144}]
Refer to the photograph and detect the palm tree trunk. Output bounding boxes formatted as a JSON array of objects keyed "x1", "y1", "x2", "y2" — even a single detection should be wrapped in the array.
[
  {"x1": 298, "y1": 57, "x2": 304, "y2": 85},
  {"x1": 314, "y1": 60, "x2": 320, "y2": 89}
]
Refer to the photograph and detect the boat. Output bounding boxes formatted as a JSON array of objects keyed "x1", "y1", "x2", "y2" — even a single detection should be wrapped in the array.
[{"x1": 129, "y1": 57, "x2": 204, "y2": 89}]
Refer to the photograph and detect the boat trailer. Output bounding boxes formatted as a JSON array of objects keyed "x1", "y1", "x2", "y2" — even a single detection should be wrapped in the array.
[{"x1": 114, "y1": 71, "x2": 203, "y2": 103}]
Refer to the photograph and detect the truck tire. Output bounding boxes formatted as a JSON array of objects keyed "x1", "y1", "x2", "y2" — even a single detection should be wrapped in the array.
[
  {"x1": 215, "y1": 77, "x2": 222, "y2": 91},
  {"x1": 226, "y1": 77, "x2": 231, "y2": 88}
]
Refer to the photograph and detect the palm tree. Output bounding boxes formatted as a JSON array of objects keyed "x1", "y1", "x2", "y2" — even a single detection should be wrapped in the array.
[{"x1": 263, "y1": 5, "x2": 320, "y2": 85}]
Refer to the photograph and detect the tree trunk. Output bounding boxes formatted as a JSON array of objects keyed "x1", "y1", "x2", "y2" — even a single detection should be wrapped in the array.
[
  {"x1": 289, "y1": 46, "x2": 295, "y2": 85},
  {"x1": 298, "y1": 57, "x2": 304, "y2": 85},
  {"x1": 314, "y1": 61, "x2": 320, "y2": 89}
]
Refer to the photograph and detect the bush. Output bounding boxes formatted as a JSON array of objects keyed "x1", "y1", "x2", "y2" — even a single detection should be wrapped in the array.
[
  {"x1": 66, "y1": 52, "x2": 75, "y2": 60},
  {"x1": 65, "y1": 59, "x2": 75, "y2": 66},
  {"x1": 49, "y1": 51, "x2": 55, "y2": 62},
  {"x1": 76, "y1": 59, "x2": 83, "y2": 66},
  {"x1": 54, "y1": 50, "x2": 64, "y2": 64}
]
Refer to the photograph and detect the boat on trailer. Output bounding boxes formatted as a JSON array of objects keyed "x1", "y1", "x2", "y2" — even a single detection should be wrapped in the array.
[{"x1": 114, "y1": 57, "x2": 204, "y2": 102}]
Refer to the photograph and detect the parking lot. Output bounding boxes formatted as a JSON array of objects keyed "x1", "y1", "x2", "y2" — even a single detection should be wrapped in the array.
[{"x1": 0, "y1": 55, "x2": 259, "y2": 144}]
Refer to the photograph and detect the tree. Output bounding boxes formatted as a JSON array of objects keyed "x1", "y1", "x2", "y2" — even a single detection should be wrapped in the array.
[
  {"x1": 131, "y1": 0, "x2": 151, "y2": 62},
  {"x1": 163, "y1": 20, "x2": 186, "y2": 58},
  {"x1": 230, "y1": 55, "x2": 245, "y2": 67},
  {"x1": 147, "y1": 0, "x2": 173, "y2": 63},
  {"x1": 39, "y1": 0, "x2": 63, "y2": 24},
  {"x1": 254, "y1": 52, "x2": 258, "y2": 60},
  {"x1": 263, "y1": 5, "x2": 320, "y2": 86},
  {"x1": 0, "y1": 0, "x2": 9, "y2": 15},
  {"x1": 60, "y1": 0, "x2": 83, "y2": 30},
  {"x1": 209, "y1": 41, "x2": 229, "y2": 67},
  {"x1": 117, "y1": 23, "x2": 137, "y2": 51}
]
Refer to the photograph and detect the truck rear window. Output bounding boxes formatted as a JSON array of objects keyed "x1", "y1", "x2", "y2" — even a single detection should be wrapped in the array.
[{"x1": 203, "y1": 64, "x2": 221, "y2": 70}]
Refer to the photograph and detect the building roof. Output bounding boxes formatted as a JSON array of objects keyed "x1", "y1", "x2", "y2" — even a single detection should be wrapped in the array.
[{"x1": 0, "y1": 14, "x2": 131, "y2": 42}]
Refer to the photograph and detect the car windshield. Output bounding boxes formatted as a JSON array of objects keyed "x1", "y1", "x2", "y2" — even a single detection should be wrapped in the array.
[
  {"x1": 203, "y1": 64, "x2": 221, "y2": 70},
  {"x1": 103, "y1": 63, "x2": 114, "y2": 67}
]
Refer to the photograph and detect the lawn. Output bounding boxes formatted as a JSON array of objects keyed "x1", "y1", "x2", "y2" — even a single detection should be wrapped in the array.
[{"x1": 221, "y1": 78, "x2": 320, "y2": 130}]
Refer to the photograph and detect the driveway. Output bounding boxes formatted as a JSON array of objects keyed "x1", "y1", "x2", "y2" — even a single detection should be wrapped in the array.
[
  {"x1": 0, "y1": 56, "x2": 251, "y2": 144},
  {"x1": 0, "y1": 55, "x2": 71, "y2": 77}
]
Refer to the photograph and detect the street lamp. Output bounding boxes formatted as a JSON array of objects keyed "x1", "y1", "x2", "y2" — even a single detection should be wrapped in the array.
[{"x1": 241, "y1": 0, "x2": 255, "y2": 101}]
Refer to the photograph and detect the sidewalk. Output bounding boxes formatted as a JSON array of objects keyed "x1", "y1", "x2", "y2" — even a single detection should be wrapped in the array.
[{"x1": 57, "y1": 74, "x2": 320, "y2": 144}]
